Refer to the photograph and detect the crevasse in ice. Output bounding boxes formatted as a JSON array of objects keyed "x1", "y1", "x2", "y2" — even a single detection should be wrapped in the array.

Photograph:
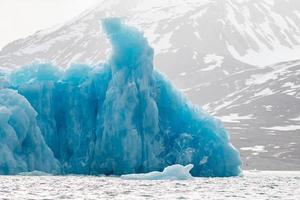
[{"x1": 0, "y1": 18, "x2": 241, "y2": 176}]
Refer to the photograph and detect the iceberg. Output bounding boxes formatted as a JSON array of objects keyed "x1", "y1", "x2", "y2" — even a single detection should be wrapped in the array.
[
  {"x1": 121, "y1": 164, "x2": 194, "y2": 180},
  {"x1": 0, "y1": 18, "x2": 241, "y2": 176}
]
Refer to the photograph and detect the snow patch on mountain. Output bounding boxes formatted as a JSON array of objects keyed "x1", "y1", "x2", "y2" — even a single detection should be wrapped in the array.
[
  {"x1": 201, "y1": 54, "x2": 224, "y2": 71},
  {"x1": 254, "y1": 88, "x2": 275, "y2": 97},
  {"x1": 227, "y1": 44, "x2": 300, "y2": 67}
]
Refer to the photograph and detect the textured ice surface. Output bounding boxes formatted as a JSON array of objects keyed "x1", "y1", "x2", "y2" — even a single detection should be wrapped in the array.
[
  {"x1": 0, "y1": 89, "x2": 61, "y2": 175},
  {"x1": 0, "y1": 72, "x2": 9, "y2": 89},
  {"x1": 121, "y1": 164, "x2": 194, "y2": 180},
  {"x1": 0, "y1": 18, "x2": 241, "y2": 176}
]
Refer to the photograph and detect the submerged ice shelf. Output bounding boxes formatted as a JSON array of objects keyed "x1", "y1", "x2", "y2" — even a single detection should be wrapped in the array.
[{"x1": 0, "y1": 18, "x2": 241, "y2": 177}]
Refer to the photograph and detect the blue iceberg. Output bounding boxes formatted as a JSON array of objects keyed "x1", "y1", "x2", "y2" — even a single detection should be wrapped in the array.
[{"x1": 0, "y1": 18, "x2": 241, "y2": 176}]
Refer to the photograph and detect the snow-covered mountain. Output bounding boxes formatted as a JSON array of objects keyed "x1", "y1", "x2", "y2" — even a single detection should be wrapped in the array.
[{"x1": 0, "y1": 0, "x2": 299, "y2": 170}]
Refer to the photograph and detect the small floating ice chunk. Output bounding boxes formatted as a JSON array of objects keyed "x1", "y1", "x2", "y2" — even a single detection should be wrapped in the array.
[
  {"x1": 17, "y1": 171, "x2": 52, "y2": 176},
  {"x1": 121, "y1": 164, "x2": 194, "y2": 180}
]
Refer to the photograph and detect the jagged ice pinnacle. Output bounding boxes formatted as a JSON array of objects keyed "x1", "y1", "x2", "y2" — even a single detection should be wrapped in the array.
[{"x1": 0, "y1": 18, "x2": 241, "y2": 177}]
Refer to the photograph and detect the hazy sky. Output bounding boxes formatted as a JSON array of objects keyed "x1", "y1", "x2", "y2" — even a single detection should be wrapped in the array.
[{"x1": 0, "y1": 0, "x2": 101, "y2": 49}]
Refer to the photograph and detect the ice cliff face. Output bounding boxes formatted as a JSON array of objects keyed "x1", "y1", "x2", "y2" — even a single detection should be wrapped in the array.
[
  {"x1": 0, "y1": 18, "x2": 241, "y2": 176},
  {"x1": 0, "y1": 89, "x2": 61, "y2": 175}
]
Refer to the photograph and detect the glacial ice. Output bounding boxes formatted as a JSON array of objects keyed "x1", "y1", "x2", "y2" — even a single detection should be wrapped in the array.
[
  {"x1": 0, "y1": 18, "x2": 241, "y2": 176},
  {"x1": 0, "y1": 89, "x2": 61, "y2": 175},
  {"x1": 121, "y1": 164, "x2": 194, "y2": 180}
]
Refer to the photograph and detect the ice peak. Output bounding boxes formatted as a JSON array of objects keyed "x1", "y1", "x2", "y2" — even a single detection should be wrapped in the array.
[{"x1": 103, "y1": 18, "x2": 154, "y2": 73}]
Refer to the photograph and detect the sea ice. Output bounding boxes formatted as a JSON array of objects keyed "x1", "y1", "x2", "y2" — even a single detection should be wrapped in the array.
[{"x1": 0, "y1": 18, "x2": 241, "y2": 176}]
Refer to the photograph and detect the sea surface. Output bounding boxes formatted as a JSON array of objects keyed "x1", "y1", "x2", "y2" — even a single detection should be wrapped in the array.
[{"x1": 0, "y1": 171, "x2": 299, "y2": 200}]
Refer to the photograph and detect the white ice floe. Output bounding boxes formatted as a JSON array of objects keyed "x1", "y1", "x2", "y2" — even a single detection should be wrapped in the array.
[{"x1": 121, "y1": 164, "x2": 194, "y2": 180}]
